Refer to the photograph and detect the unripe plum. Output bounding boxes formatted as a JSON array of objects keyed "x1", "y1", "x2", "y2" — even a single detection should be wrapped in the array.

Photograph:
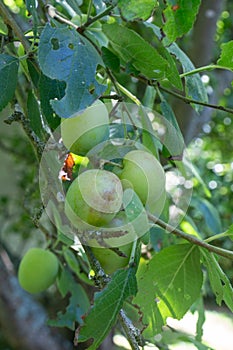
[
  {"x1": 65, "y1": 169, "x2": 123, "y2": 227},
  {"x1": 119, "y1": 150, "x2": 166, "y2": 213},
  {"x1": 61, "y1": 100, "x2": 109, "y2": 155},
  {"x1": 18, "y1": 248, "x2": 59, "y2": 294}
]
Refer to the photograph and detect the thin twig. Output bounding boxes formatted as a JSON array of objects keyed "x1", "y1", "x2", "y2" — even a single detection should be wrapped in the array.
[
  {"x1": 158, "y1": 84, "x2": 233, "y2": 115},
  {"x1": 148, "y1": 213, "x2": 233, "y2": 260},
  {"x1": 46, "y1": 5, "x2": 78, "y2": 30}
]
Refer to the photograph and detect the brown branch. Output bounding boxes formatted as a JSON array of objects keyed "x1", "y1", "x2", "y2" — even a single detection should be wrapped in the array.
[{"x1": 148, "y1": 213, "x2": 233, "y2": 260}]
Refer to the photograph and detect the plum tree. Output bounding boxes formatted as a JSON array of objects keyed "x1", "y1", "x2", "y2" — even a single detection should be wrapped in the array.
[
  {"x1": 61, "y1": 100, "x2": 109, "y2": 155},
  {"x1": 18, "y1": 248, "x2": 59, "y2": 294},
  {"x1": 65, "y1": 169, "x2": 123, "y2": 227},
  {"x1": 119, "y1": 150, "x2": 166, "y2": 213}
]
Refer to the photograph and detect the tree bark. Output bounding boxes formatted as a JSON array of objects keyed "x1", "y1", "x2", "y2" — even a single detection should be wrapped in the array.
[{"x1": 0, "y1": 249, "x2": 73, "y2": 350}]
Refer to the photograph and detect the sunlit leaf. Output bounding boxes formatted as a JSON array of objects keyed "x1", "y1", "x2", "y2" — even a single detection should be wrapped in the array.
[
  {"x1": 201, "y1": 250, "x2": 233, "y2": 312},
  {"x1": 118, "y1": 0, "x2": 156, "y2": 21},
  {"x1": 134, "y1": 244, "x2": 203, "y2": 336},
  {"x1": 163, "y1": 0, "x2": 201, "y2": 44},
  {"x1": 217, "y1": 41, "x2": 233, "y2": 70}
]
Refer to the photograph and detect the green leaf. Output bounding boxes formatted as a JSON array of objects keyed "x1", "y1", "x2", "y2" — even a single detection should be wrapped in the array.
[
  {"x1": 101, "y1": 47, "x2": 120, "y2": 73},
  {"x1": 103, "y1": 23, "x2": 168, "y2": 80},
  {"x1": 0, "y1": 54, "x2": 19, "y2": 111},
  {"x1": 27, "y1": 90, "x2": 44, "y2": 140},
  {"x1": 39, "y1": 73, "x2": 65, "y2": 130},
  {"x1": 223, "y1": 223, "x2": 233, "y2": 241},
  {"x1": 163, "y1": 0, "x2": 201, "y2": 44},
  {"x1": 201, "y1": 250, "x2": 233, "y2": 312},
  {"x1": 118, "y1": 0, "x2": 156, "y2": 21},
  {"x1": 76, "y1": 267, "x2": 137, "y2": 349},
  {"x1": 168, "y1": 43, "x2": 208, "y2": 112},
  {"x1": 217, "y1": 40, "x2": 233, "y2": 70},
  {"x1": 134, "y1": 244, "x2": 203, "y2": 336},
  {"x1": 50, "y1": 267, "x2": 90, "y2": 330},
  {"x1": 38, "y1": 23, "x2": 106, "y2": 118}
]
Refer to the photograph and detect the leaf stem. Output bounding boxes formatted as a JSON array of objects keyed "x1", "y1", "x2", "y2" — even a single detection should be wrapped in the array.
[
  {"x1": 147, "y1": 213, "x2": 233, "y2": 260},
  {"x1": 158, "y1": 84, "x2": 233, "y2": 115},
  {"x1": 83, "y1": 3, "x2": 117, "y2": 28},
  {"x1": 0, "y1": 2, "x2": 31, "y2": 52},
  {"x1": 179, "y1": 64, "x2": 233, "y2": 78}
]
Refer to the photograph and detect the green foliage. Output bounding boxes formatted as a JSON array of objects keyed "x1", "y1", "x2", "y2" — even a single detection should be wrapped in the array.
[{"x1": 0, "y1": 54, "x2": 19, "y2": 111}]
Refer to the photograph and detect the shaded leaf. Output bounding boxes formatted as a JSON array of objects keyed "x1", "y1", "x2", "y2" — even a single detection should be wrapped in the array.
[
  {"x1": 217, "y1": 41, "x2": 233, "y2": 70},
  {"x1": 38, "y1": 23, "x2": 106, "y2": 118},
  {"x1": 50, "y1": 268, "x2": 90, "y2": 330},
  {"x1": 201, "y1": 250, "x2": 233, "y2": 312},
  {"x1": 163, "y1": 0, "x2": 201, "y2": 44},
  {"x1": 133, "y1": 244, "x2": 203, "y2": 336},
  {"x1": 0, "y1": 54, "x2": 19, "y2": 111},
  {"x1": 102, "y1": 47, "x2": 120, "y2": 73},
  {"x1": 192, "y1": 198, "x2": 222, "y2": 234},
  {"x1": 103, "y1": 23, "x2": 168, "y2": 80},
  {"x1": 76, "y1": 267, "x2": 137, "y2": 349},
  {"x1": 39, "y1": 73, "x2": 66, "y2": 130},
  {"x1": 118, "y1": 0, "x2": 156, "y2": 21}
]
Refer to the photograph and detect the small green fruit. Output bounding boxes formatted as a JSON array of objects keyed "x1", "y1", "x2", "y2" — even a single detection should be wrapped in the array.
[
  {"x1": 120, "y1": 150, "x2": 166, "y2": 213},
  {"x1": 61, "y1": 100, "x2": 109, "y2": 155},
  {"x1": 18, "y1": 248, "x2": 59, "y2": 294},
  {"x1": 65, "y1": 169, "x2": 123, "y2": 227}
]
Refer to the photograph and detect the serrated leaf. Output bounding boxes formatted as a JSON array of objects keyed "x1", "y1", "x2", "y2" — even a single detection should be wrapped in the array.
[
  {"x1": 163, "y1": 0, "x2": 201, "y2": 44},
  {"x1": 0, "y1": 54, "x2": 19, "y2": 111},
  {"x1": 201, "y1": 250, "x2": 233, "y2": 312},
  {"x1": 217, "y1": 40, "x2": 233, "y2": 70},
  {"x1": 103, "y1": 23, "x2": 168, "y2": 80},
  {"x1": 76, "y1": 267, "x2": 137, "y2": 349},
  {"x1": 38, "y1": 23, "x2": 106, "y2": 118},
  {"x1": 133, "y1": 244, "x2": 203, "y2": 336},
  {"x1": 168, "y1": 42, "x2": 208, "y2": 112},
  {"x1": 27, "y1": 90, "x2": 44, "y2": 139},
  {"x1": 51, "y1": 268, "x2": 90, "y2": 330},
  {"x1": 39, "y1": 73, "x2": 65, "y2": 130},
  {"x1": 118, "y1": 0, "x2": 156, "y2": 21}
]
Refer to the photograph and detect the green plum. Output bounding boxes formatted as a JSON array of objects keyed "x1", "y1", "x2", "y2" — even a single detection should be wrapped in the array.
[
  {"x1": 18, "y1": 248, "x2": 59, "y2": 294},
  {"x1": 61, "y1": 100, "x2": 109, "y2": 155},
  {"x1": 119, "y1": 150, "x2": 166, "y2": 213},
  {"x1": 65, "y1": 169, "x2": 123, "y2": 227}
]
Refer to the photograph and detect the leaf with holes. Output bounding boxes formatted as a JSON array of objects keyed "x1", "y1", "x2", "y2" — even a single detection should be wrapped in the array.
[
  {"x1": 38, "y1": 23, "x2": 106, "y2": 118},
  {"x1": 133, "y1": 244, "x2": 203, "y2": 337},
  {"x1": 0, "y1": 54, "x2": 19, "y2": 111},
  {"x1": 75, "y1": 267, "x2": 137, "y2": 349}
]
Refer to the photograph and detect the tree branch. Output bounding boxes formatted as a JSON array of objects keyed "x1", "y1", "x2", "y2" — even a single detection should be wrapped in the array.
[
  {"x1": 158, "y1": 84, "x2": 233, "y2": 115},
  {"x1": 148, "y1": 213, "x2": 233, "y2": 260}
]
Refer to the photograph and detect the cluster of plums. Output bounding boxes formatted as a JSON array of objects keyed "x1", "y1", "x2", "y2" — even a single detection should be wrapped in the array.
[{"x1": 18, "y1": 100, "x2": 166, "y2": 293}]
